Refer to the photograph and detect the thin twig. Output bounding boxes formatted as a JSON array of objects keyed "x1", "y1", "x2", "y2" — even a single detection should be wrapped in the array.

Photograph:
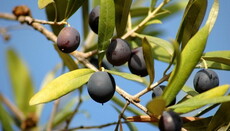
[
  {"x1": 115, "y1": 101, "x2": 130, "y2": 131},
  {"x1": 64, "y1": 90, "x2": 83, "y2": 130},
  {"x1": 133, "y1": 73, "x2": 170, "y2": 99},
  {"x1": 66, "y1": 121, "x2": 129, "y2": 131},
  {"x1": 121, "y1": 0, "x2": 170, "y2": 39},
  {"x1": 0, "y1": 93, "x2": 25, "y2": 121},
  {"x1": 46, "y1": 99, "x2": 60, "y2": 131}
]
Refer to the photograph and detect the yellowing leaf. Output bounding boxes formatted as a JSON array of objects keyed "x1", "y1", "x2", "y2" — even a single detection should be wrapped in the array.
[
  {"x1": 146, "y1": 97, "x2": 166, "y2": 116},
  {"x1": 30, "y1": 69, "x2": 94, "y2": 105}
]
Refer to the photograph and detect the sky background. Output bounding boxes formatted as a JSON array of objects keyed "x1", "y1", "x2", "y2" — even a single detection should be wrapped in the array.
[{"x1": 0, "y1": 0, "x2": 229, "y2": 131}]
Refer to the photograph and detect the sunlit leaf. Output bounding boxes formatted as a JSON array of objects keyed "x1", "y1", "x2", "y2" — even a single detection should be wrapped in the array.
[
  {"x1": 146, "y1": 97, "x2": 166, "y2": 116},
  {"x1": 30, "y1": 69, "x2": 94, "y2": 105},
  {"x1": 36, "y1": 64, "x2": 61, "y2": 117},
  {"x1": 194, "y1": 104, "x2": 219, "y2": 117},
  {"x1": 98, "y1": 0, "x2": 115, "y2": 67},
  {"x1": 163, "y1": 25, "x2": 209, "y2": 105},
  {"x1": 182, "y1": 85, "x2": 199, "y2": 97},
  {"x1": 142, "y1": 37, "x2": 154, "y2": 84},
  {"x1": 205, "y1": 0, "x2": 219, "y2": 33},
  {"x1": 82, "y1": 0, "x2": 89, "y2": 39},
  {"x1": 105, "y1": 69, "x2": 146, "y2": 84},
  {"x1": 6, "y1": 49, "x2": 35, "y2": 115},
  {"x1": 0, "y1": 104, "x2": 13, "y2": 131},
  {"x1": 176, "y1": 0, "x2": 207, "y2": 49},
  {"x1": 114, "y1": 0, "x2": 132, "y2": 37},
  {"x1": 208, "y1": 101, "x2": 230, "y2": 130},
  {"x1": 169, "y1": 85, "x2": 230, "y2": 113},
  {"x1": 38, "y1": 0, "x2": 54, "y2": 9}
]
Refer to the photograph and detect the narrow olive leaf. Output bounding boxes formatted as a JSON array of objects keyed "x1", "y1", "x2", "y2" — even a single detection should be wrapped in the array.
[
  {"x1": 105, "y1": 69, "x2": 145, "y2": 84},
  {"x1": 183, "y1": 116, "x2": 212, "y2": 131},
  {"x1": 163, "y1": 25, "x2": 209, "y2": 105},
  {"x1": 36, "y1": 64, "x2": 61, "y2": 117},
  {"x1": 112, "y1": 96, "x2": 142, "y2": 116},
  {"x1": 208, "y1": 101, "x2": 230, "y2": 130},
  {"x1": 136, "y1": 34, "x2": 173, "y2": 56},
  {"x1": 45, "y1": 0, "x2": 85, "y2": 35},
  {"x1": 30, "y1": 69, "x2": 94, "y2": 105},
  {"x1": 54, "y1": 45, "x2": 78, "y2": 71},
  {"x1": 146, "y1": 97, "x2": 166, "y2": 116},
  {"x1": 194, "y1": 104, "x2": 219, "y2": 117},
  {"x1": 205, "y1": 0, "x2": 219, "y2": 33},
  {"x1": 202, "y1": 57, "x2": 230, "y2": 66},
  {"x1": 142, "y1": 37, "x2": 154, "y2": 84},
  {"x1": 38, "y1": 0, "x2": 54, "y2": 9},
  {"x1": 176, "y1": 0, "x2": 207, "y2": 49},
  {"x1": 114, "y1": 0, "x2": 132, "y2": 37},
  {"x1": 182, "y1": 85, "x2": 199, "y2": 97},
  {"x1": 65, "y1": 0, "x2": 86, "y2": 19},
  {"x1": 169, "y1": 85, "x2": 230, "y2": 113},
  {"x1": 6, "y1": 49, "x2": 35, "y2": 115},
  {"x1": 0, "y1": 104, "x2": 13, "y2": 131},
  {"x1": 82, "y1": 0, "x2": 89, "y2": 39},
  {"x1": 98, "y1": 0, "x2": 115, "y2": 67},
  {"x1": 199, "y1": 50, "x2": 230, "y2": 70},
  {"x1": 150, "y1": 0, "x2": 157, "y2": 11}
]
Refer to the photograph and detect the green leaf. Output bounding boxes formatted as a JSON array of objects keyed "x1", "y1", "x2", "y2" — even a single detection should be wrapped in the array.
[
  {"x1": 30, "y1": 68, "x2": 94, "y2": 105},
  {"x1": 38, "y1": 0, "x2": 54, "y2": 9},
  {"x1": 146, "y1": 97, "x2": 166, "y2": 116},
  {"x1": 45, "y1": 0, "x2": 85, "y2": 35},
  {"x1": 182, "y1": 85, "x2": 199, "y2": 97},
  {"x1": 142, "y1": 37, "x2": 154, "y2": 84},
  {"x1": 105, "y1": 69, "x2": 145, "y2": 84},
  {"x1": 205, "y1": 0, "x2": 219, "y2": 33},
  {"x1": 54, "y1": 45, "x2": 78, "y2": 71},
  {"x1": 163, "y1": 24, "x2": 209, "y2": 106},
  {"x1": 169, "y1": 85, "x2": 230, "y2": 113},
  {"x1": 114, "y1": 0, "x2": 132, "y2": 37},
  {"x1": 6, "y1": 49, "x2": 35, "y2": 115},
  {"x1": 98, "y1": 0, "x2": 115, "y2": 67},
  {"x1": 0, "y1": 104, "x2": 13, "y2": 131},
  {"x1": 208, "y1": 101, "x2": 230, "y2": 130},
  {"x1": 199, "y1": 50, "x2": 230, "y2": 70},
  {"x1": 183, "y1": 116, "x2": 212, "y2": 131},
  {"x1": 176, "y1": 0, "x2": 207, "y2": 49},
  {"x1": 194, "y1": 104, "x2": 219, "y2": 117},
  {"x1": 36, "y1": 64, "x2": 61, "y2": 117},
  {"x1": 136, "y1": 34, "x2": 173, "y2": 63},
  {"x1": 82, "y1": 0, "x2": 89, "y2": 39}
]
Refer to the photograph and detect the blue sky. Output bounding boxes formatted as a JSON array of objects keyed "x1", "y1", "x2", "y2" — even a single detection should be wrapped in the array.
[{"x1": 0, "y1": 0, "x2": 229, "y2": 131}]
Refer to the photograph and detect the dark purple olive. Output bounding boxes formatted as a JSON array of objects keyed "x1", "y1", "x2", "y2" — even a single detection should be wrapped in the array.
[{"x1": 89, "y1": 6, "x2": 100, "y2": 34}]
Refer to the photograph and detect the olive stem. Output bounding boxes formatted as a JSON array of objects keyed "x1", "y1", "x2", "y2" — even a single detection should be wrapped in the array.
[
  {"x1": 115, "y1": 101, "x2": 130, "y2": 131},
  {"x1": 201, "y1": 57, "x2": 208, "y2": 69},
  {"x1": 46, "y1": 99, "x2": 60, "y2": 131},
  {"x1": 133, "y1": 73, "x2": 170, "y2": 99},
  {"x1": 121, "y1": 0, "x2": 170, "y2": 39},
  {"x1": 0, "y1": 93, "x2": 25, "y2": 121}
]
